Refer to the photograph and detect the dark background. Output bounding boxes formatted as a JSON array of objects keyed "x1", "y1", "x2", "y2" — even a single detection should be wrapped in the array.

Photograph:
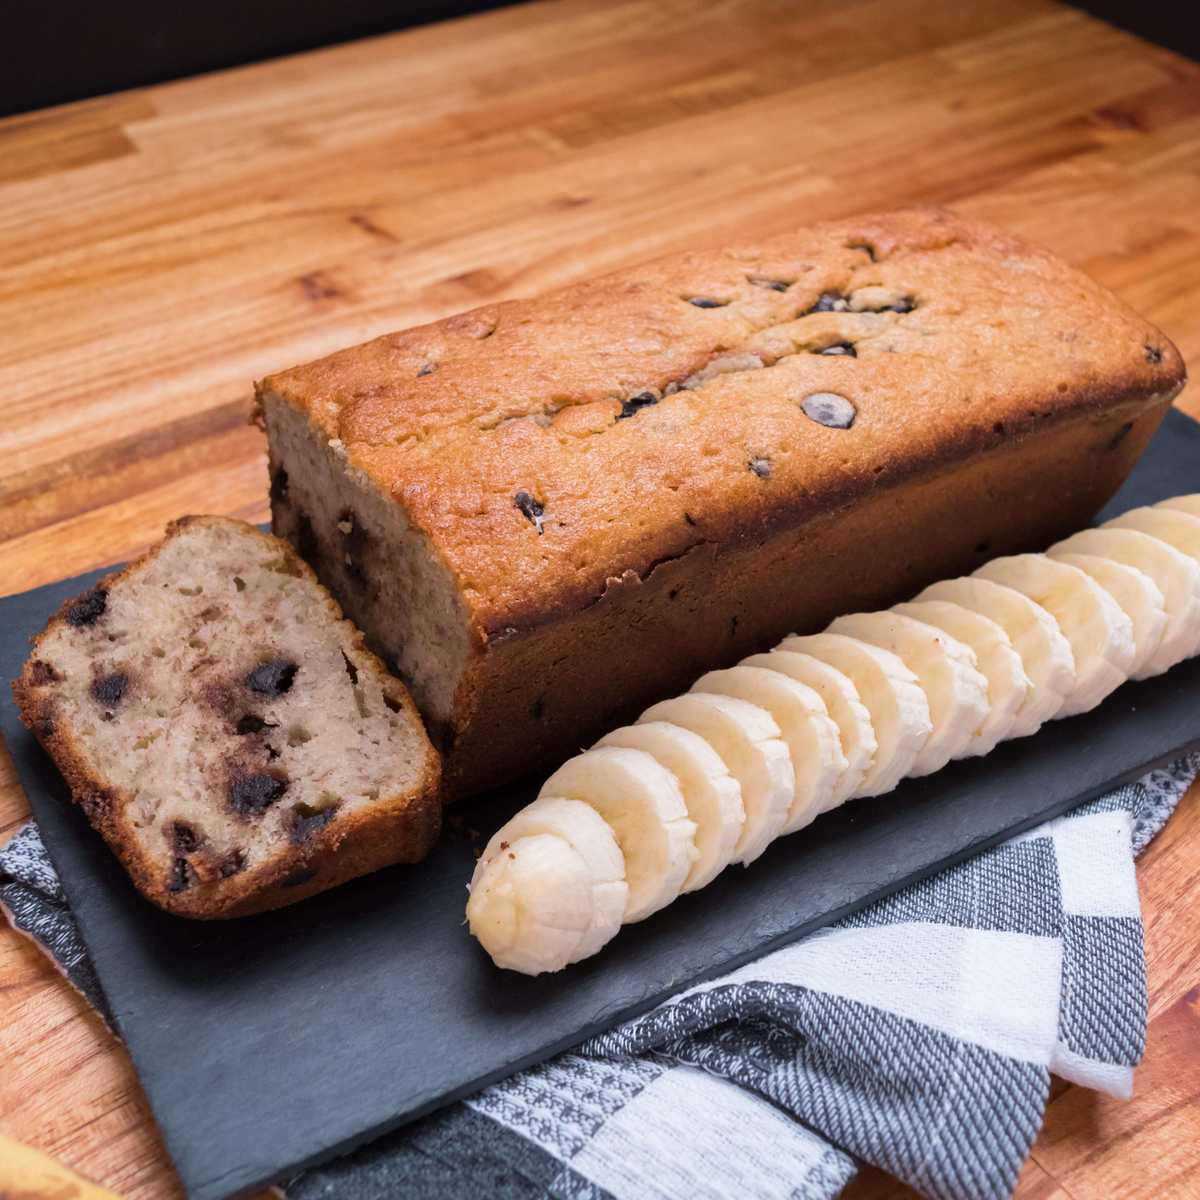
[
  {"x1": 1, "y1": 1, "x2": 514, "y2": 117},
  {"x1": 0, "y1": 1, "x2": 1195, "y2": 118}
]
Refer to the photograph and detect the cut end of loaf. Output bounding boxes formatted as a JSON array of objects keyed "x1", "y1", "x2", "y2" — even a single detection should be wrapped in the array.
[{"x1": 14, "y1": 516, "x2": 441, "y2": 918}]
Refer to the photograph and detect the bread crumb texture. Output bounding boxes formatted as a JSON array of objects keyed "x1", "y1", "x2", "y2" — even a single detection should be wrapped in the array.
[{"x1": 14, "y1": 517, "x2": 440, "y2": 917}]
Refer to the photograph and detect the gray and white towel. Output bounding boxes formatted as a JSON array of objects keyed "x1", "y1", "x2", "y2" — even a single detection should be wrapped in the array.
[{"x1": 2, "y1": 754, "x2": 1195, "y2": 1200}]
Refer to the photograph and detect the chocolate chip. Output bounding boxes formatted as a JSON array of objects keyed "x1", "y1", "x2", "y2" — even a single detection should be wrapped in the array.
[
  {"x1": 747, "y1": 276, "x2": 791, "y2": 292},
  {"x1": 172, "y1": 821, "x2": 203, "y2": 853},
  {"x1": 67, "y1": 587, "x2": 108, "y2": 628},
  {"x1": 336, "y1": 511, "x2": 371, "y2": 585},
  {"x1": 687, "y1": 297, "x2": 728, "y2": 308},
  {"x1": 281, "y1": 867, "x2": 317, "y2": 888},
  {"x1": 291, "y1": 803, "x2": 336, "y2": 843},
  {"x1": 417, "y1": 362, "x2": 438, "y2": 377},
  {"x1": 819, "y1": 342, "x2": 857, "y2": 357},
  {"x1": 245, "y1": 659, "x2": 297, "y2": 696},
  {"x1": 514, "y1": 490, "x2": 546, "y2": 534},
  {"x1": 801, "y1": 392, "x2": 857, "y2": 429},
  {"x1": 341, "y1": 651, "x2": 359, "y2": 685},
  {"x1": 28, "y1": 660, "x2": 60, "y2": 686},
  {"x1": 382, "y1": 693, "x2": 402, "y2": 713},
  {"x1": 1145, "y1": 344, "x2": 1163, "y2": 364},
  {"x1": 166, "y1": 857, "x2": 196, "y2": 893},
  {"x1": 618, "y1": 392, "x2": 658, "y2": 420},
  {"x1": 748, "y1": 457, "x2": 772, "y2": 478},
  {"x1": 270, "y1": 468, "x2": 289, "y2": 504},
  {"x1": 91, "y1": 672, "x2": 129, "y2": 708},
  {"x1": 1108, "y1": 421, "x2": 1134, "y2": 450},
  {"x1": 229, "y1": 769, "x2": 288, "y2": 815},
  {"x1": 806, "y1": 292, "x2": 849, "y2": 315},
  {"x1": 295, "y1": 511, "x2": 318, "y2": 563},
  {"x1": 219, "y1": 850, "x2": 246, "y2": 878},
  {"x1": 235, "y1": 714, "x2": 273, "y2": 735}
]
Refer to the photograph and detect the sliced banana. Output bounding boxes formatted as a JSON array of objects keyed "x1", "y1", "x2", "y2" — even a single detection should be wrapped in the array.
[
  {"x1": 475, "y1": 797, "x2": 628, "y2": 961},
  {"x1": 743, "y1": 651, "x2": 877, "y2": 808},
  {"x1": 466, "y1": 834, "x2": 594, "y2": 975},
  {"x1": 1107, "y1": 505, "x2": 1200, "y2": 563},
  {"x1": 893, "y1": 600, "x2": 1029, "y2": 756},
  {"x1": 1049, "y1": 528, "x2": 1200, "y2": 675},
  {"x1": 540, "y1": 746, "x2": 697, "y2": 923},
  {"x1": 1158, "y1": 495, "x2": 1200, "y2": 518},
  {"x1": 974, "y1": 555, "x2": 1134, "y2": 717},
  {"x1": 829, "y1": 610, "x2": 988, "y2": 773},
  {"x1": 692, "y1": 665, "x2": 846, "y2": 834},
  {"x1": 777, "y1": 632, "x2": 931, "y2": 797},
  {"x1": 597, "y1": 722, "x2": 743, "y2": 892},
  {"x1": 1050, "y1": 553, "x2": 1167, "y2": 681},
  {"x1": 916, "y1": 577, "x2": 1075, "y2": 737},
  {"x1": 639, "y1": 693, "x2": 793, "y2": 865}
]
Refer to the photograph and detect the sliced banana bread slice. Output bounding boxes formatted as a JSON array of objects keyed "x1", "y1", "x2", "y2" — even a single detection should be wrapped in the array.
[{"x1": 14, "y1": 516, "x2": 441, "y2": 918}]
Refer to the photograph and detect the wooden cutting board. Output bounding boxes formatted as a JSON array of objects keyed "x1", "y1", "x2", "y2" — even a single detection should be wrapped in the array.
[{"x1": 2, "y1": 0, "x2": 1199, "y2": 1196}]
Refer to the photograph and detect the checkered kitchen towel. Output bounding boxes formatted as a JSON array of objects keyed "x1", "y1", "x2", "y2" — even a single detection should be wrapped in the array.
[{"x1": 2, "y1": 755, "x2": 1195, "y2": 1200}]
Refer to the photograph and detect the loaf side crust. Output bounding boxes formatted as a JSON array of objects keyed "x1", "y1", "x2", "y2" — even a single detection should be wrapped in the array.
[
  {"x1": 14, "y1": 517, "x2": 441, "y2": 917},
  {"x1": 259, "y1": 208, "x2": 1185, "y2": 797}
]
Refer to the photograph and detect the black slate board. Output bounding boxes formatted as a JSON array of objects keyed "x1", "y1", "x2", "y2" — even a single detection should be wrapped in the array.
[{"x1": 3, "y1": 408, "x2": 1199, "y2": 1200}]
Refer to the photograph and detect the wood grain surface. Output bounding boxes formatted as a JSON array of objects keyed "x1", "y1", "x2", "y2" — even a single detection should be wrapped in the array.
[{"x1": 1, "y1": 0, "x2": 1199, "y2": 1196}]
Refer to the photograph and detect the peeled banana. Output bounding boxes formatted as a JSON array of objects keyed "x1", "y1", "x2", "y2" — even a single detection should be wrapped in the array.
[
  {"x1": 640, "y1": 692, "x2": 793, "y2": 865},
  {"x1": 828, "y1": 610, "x2": 989, "y2": 774},
  {"x1": 467, "y1": 493, "x2": 1200, "y2": 974},
  {"x1": 777, "y1": 632, "x2": 932, "y2": 797},
  {"x1": 974, "y1": 555, "x2": 1135, "y2": 717},
  {"x1": 597, "y1": 722, "x2": 743, "y2": 891},
  {"x1": 892, "y1": 600, "x2": 1029, "y2": 755},
  {"x1": 540, "y1": 747, "x2": 697, "y2": 922},
  {"x1": 691, "y1": 665, "x2": 845, "y2": 834},
  {"x1": 741, "y1": 650, "x2": 877, "y2": 807}
]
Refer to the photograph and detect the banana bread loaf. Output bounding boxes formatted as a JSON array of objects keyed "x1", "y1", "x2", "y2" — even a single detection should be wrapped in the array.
[
  {"x1": 257, "y1": 208, "x2": 1185, "y2": 800},
  {"x1": 14, "y1": 517, "x2": 441, "y2": 917}
]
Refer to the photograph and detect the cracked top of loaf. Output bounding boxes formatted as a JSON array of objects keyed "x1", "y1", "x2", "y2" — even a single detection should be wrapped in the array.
[{"x1": 258, "y1": 208, "x2": 1185, "y2": 638}]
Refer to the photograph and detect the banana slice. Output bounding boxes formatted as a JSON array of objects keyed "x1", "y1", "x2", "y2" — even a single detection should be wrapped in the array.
[
  {"x1": 1050, "y1": 553, "x2": 1167, "y2": 681},
  {"x1": 692, "y1": 666, "x2": 846, "y2": 834},
  {"x1": 778, "y1": 632, "x2": 931, "y2": 797},
  {"x1": 916, "y1": 577, "x2": 1075, "y2": 737},
  {"x1": 743, "y1": 651, "x2": 877, "y2": 807},
  {"x1": 1107, "y1": 505, "x2": 1200, "y2": 562},
  {"x1": 828, "y1": 611, "x2": 989, "y2": 774},
  {"x1": 1049, "y1": 528, "x2": 1200, "y2": 675},
  {"x1": 1158, "y1": 495, "x2": 1200, "y2": 518},
  {"x1": 466, "y1": 833, "x2": 595, "y2": 975},
  {"x1": 540, "y1": 746, "x2": 697, "y2": 923},
  {"x1": 597, "y1": 722, "x2": 743, "y2": 891},
  {"x1": 893, "y1": 600, "x2": 1029, "y2": 756},
  {"x1": 639, "y1": 693, "x2": 793, "y2": 865},
  {"x1": 475, "y1": 797, "x2": 628, "y2": 961},
  {"x1": 974, "y1": 555, "x2": 1134, "y2": 716}
]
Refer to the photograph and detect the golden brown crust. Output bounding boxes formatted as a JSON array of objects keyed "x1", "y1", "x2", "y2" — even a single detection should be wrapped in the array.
[
  {"x1": 13, "y1": 517, "x2": 441, "y2": 919},
  {"x1": 259, "y1": 207, "x2": 1185, "y2": 642},
  {"x1": 258, "y1": 207, "x2": 1185, "y2": 799}
]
